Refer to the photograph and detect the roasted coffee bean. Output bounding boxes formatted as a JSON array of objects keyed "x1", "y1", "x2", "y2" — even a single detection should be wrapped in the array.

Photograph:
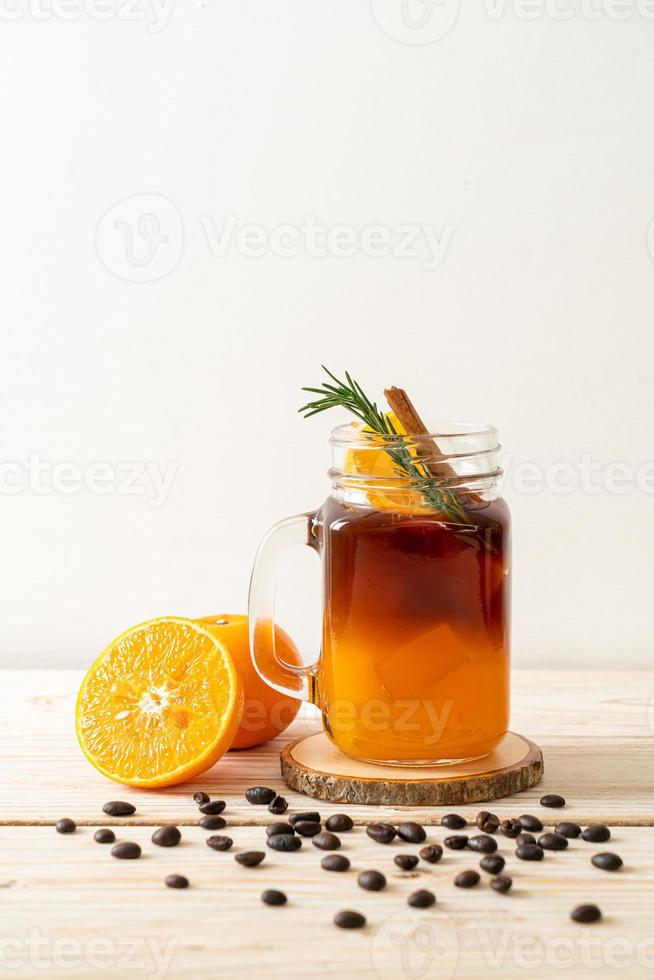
[
  {"x1": 455, "y1": 870, "x2": 480, "y2": 888},
  {"x1": 540, "y1": 794, "x2": 565, "y2": 808},
  {"x1": 538, "y1": 832, "x2": 568, "y2": 851},
  {"x1": 334, "y1": 910, "x2": 366, "y2": 929},
  {"x1": 56, "y1": 818, "x2": 76, "y2": 834},
  {"x1": 245, "y1": 786, "x2": 275, "y2": 805},
  {"x1": 408, "y1": 889, "x2": 436, "y2": 908},
  {"x1": 165, "y1": 874, "x2": 189, "y2": 889},
  {"x1": 441, "y1": 813, "x2": 467, "y2": 830},
  {"x1": 267, "y1": 834, "x2": 301, "y2": 852},
  {"x1": 516, "y1": 833, "x2": 536, "y2": 846},
  {"x1": 367, "y1": 823, "x2": 396, "y2": 845},
  {"x1": 556, "y1": 821, "x2": 582, "y2": 839},
  {"x1": 395, "y1": 854, "x2": 419, "y2": 871},
  {"x1": 152, "y1": 825, "x2": 181, "y2": 847},
  {"x1": 490, "y1": 875, "x2": 512, "y2": 893},
  {"x1": 294, "y1": 821, "x2": 322, "y2": 838},
  {"x1": 268, "y1": 795, "x2": 288, "y2": 815},
  {"x1": 206, "y1": 835, "x2": 233, "y2": 851},
  {"x1": 262, "y1": 889, "x2": 287, "y2": 906},
  {"x1": 570, "y1": 904, "x2": 602, "y2": 923},
  {"x1": 444, "y1": 835, "x2": 468, "y2": 850},
  {"x1": 467, "y1": 835, "x2": 498, "y2": 854},
  {"x1": 358, "y1": 870, "x2": 386, "y2": 891},
  {"x1": 289, "y1": 812, "x2": 321, "y2": 826},
  {"x1": 235, "y1": 851, "x2": 265, "y2": 867},
  {"x1": 325, "y1": 813, "x2": 353, "y2": 832},
  {"x1": 94, "y1": 828, "x2": 115, "y2": 844},
  {"x1": 192, "y1": 791, "x2": 210, "y2": 805},
  {"x1": 591, "y1": 852, "x2": 623, "y2": 872},
  {"x1": 582, "y1": 824, "x2": 611, "y2": 843},
  {"x1": 516, "y1": 843, "x2": 544, "y2": 861},
  {"x1": 518, "y1": 814, "x2": 543, "y2": 832},
  {"x1": 476, "y1": 811, "x2": 500, "y2": 834},
  {"x1": 321, "y1": 854, "x2": 351, "y2": 872},
  {"x1": 111, "y1": 842, "x2": 141, "y2": 859},
  {"x1": 103, "y1": 801, "x2": 136, "y2": 817},
  {"x1": 397, "y1": 822, "x2": 426, "y2": 843},
  {"x1": 199, "y1": 815, "x2": 226, "y2": 831},
  {"x1": 480, "y1": 854, "x2": 505, "y2": 875},
  {"x1": 266, "y1": 822, "x2": 294, "y2": 837},
  {"x1": 312, "y1": 832, "x2": 341, "y2": 851},
  {"x1": 419, "y1": 844, "x2": 443, "y2": 864},
  {"x1": 199, "y1": 800, "x2": 226, "y2": 815},
  {"x1": 500, "y1": 819, "x2": 522, "y2": 839}
]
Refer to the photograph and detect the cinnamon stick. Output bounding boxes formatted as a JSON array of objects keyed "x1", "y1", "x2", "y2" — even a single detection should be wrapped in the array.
[{"x1": 383, "y1": 386, "x2": 457, "y2": 482}]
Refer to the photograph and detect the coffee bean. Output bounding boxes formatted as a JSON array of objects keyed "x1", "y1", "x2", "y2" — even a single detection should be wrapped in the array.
[
  {"x1": 325, "y1": 814, "x2": 353, "y2": 832},
  {"x1": 570, "y1": 904, "x2": 602, "y2": 923},
  {"x1": 262, "y1": 889, "x2": 287, "y2": 906},
  {"x1": 358, "y1": 870, "x2": 386, "y2": 891},
  {"x1": 480, "y1": 854, "x2": 505, "y2": 875},
  {"x1": 367, "y1": 823, "x2": 396, "y2": 845},
  {"x1": 192, "y1": 792, "x2": 209, "y2": 805},
  {"x1": 111, "y1": 842, "x2": 141, "y2": 859},
  {"x1": 103, "y1": 801, "x2": 136, "y2": 817},
  {"x1": 321, "y1": 854, "x2": 350, "y2": 872},
  {"x1": 206, "y1": 835, "x2": 233, "y2": 851},
  {"x1": 199, "y1": 815, "x2": 226, "y2": 831},
  {"x1": 408, "y1": 889, "x2": 436, "y2": 908},
  {"x1": 266, "y1": 822, "x2": 294, "y2": 837},
  {"x1": 268, "y1": 796, "x2": 288, "y2": 815},
  {"x1": 152, "y1": 826, "x2": 181, "y2": 847},
  {"x1": 235, "y1": 851, "x2": 265, "y2": 867},
  {"x1": 582, "y1": 824, "x2": 611, "y2": 843},
  {"x1": 467, "y1": 835, "x2": 498, "y2": 854},
  {"x1": 540, "y1": 794, "x2": 565, "y2": 808},
  {"x1": 476, "y1": 811, "x2": 500, "y2": 834},
  {"x1": 397, "y1": 822, "x2": 426, "y2": 843},
  {"x1": 199, "y1": 800, "x2": 226, "y2": 815},
  {"x1": 419, "y1": 844, "x2": 443, "y2": 864},
  {"x1": 556, "y1": 821, "x2": 582, "y2": 839},
  {"x1": 455, "y1": 870, "x2": 480, "y2": 888},
  {"x1": 490, "y1": 875, "x2": 512, "y2": 893},
  {"x1": 94, "y1": 828, "x2": 115, "y2": 844},
  {"x1": 518, "y1": 814, "x2": 543, "y2": 832},
  {"x1": 500, "y1": 819, "x2": 522, "y2": 839},
  {"x1": 334, "y1": 910, "x2": 366, "y2": 929},
  {"x1": 441, "y1": 813, "x2": 466, "y2": 829},
  {"x1": 294, "y1": 821, "x2": 322, "y2": 838},
  {"x1": 395, "y1": 855, "x2": 419, "y2": 871},
  {"x1": 267, "y1": 834, "x2": 301, "y2": 852},
  {"x1": 516, "y1": 833, "x2": 536, "y2": 846},
  {"x1": 591, "y1": 852, "x2": 623, "y2": 872},
  {"x1": 165, "y1": 874, "x2": 189, "y2": 889},
  {"x1": 312, "y1": 832, "x2": 341, "y2": 851},
  {"x1": 444, "y1": 835, "x2": 468, "y2": 850},
  {"x1": 516, "y1": 843, "x2": 544, "y2": 861},
  {"x1": 245, "y1": 787, "x2": 275, "y2": 805},
  {"x1": 289, "y1": 812, "x2": 321, "y2": 826},
  {"x1": 538, "y1": 832, "x2": 568, "y2": 851},
  {"x1": 56, "y1": 818, "x2": 76, "y2": 834}
]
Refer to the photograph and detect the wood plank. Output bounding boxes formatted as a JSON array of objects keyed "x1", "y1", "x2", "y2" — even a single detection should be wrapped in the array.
[{"x1": 0, "y1": 824, "x2": 652, "y2": 979}]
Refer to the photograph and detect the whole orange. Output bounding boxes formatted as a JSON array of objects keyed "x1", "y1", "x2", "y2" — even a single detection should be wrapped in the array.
[{"x1": 196, "y1": 614, "x2": 302, "y2": 750}]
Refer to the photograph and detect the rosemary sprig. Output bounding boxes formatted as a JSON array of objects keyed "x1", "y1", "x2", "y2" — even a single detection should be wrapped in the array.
[{"x1": 299, "y1": 367, "x2": 468, "y2": 522}]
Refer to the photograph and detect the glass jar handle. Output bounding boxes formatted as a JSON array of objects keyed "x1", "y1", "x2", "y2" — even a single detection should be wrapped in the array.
[{"x1": 248, "y1": 513, "x2": 321, "y2": 708}]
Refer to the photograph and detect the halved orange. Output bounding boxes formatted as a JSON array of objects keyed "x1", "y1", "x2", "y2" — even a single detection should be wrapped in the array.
[{"x1": 76, "y1": 617, "x2": 244, "y2": 787}]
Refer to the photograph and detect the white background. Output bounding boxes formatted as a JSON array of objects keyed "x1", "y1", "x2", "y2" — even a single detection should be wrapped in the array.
[{"x1": 1, "y1": 0, "x2": 653, "y2": 669}]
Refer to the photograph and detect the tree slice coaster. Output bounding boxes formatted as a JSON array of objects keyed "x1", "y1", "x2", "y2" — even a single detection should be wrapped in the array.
[{"x1": 281, "y1": 731, "x2": 543, "y2": 806}]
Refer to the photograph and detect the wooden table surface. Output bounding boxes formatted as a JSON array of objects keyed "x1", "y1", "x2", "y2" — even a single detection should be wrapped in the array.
[{"x1": 1, "y1": 669, "x2": 653, "y2": 979}]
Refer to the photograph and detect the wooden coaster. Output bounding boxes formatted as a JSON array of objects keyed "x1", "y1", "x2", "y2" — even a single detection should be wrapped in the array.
[{"x1": 281, "y1": 731, "x2": 543, "y2": 806}]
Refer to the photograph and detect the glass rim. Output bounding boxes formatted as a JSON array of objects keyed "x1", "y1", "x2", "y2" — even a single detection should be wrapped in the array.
[{"x1": 329, "y1": 419, "x2": 499, "y2": 449}]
